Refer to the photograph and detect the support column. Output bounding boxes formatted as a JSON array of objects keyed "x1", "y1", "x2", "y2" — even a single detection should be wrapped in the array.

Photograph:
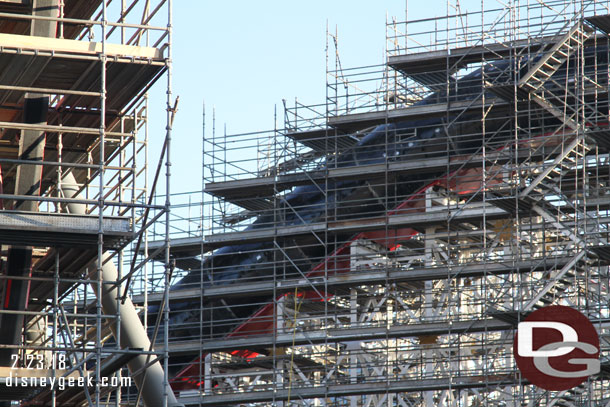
[
  {"x1": 30, "y1": 0, "x2": 59, "y2": 38},
  {"x1": 14, "y1": 95, "x2": 48, "y2": 211},
  {"x1": 14, "y1": 0, "x2": 59, "y2": 209},
  {"x1": 14, "y1": 0, "x2": 59, "y2": 360},
  {"x1": 0, "y1": 6, "x2": 59, "y2": 406},
  {"x1": 11, "y1": 94, "x2": 50, "y2": 351},
  {"x1": 61, "y1": 173, "x2": 183, "y2": 407}
]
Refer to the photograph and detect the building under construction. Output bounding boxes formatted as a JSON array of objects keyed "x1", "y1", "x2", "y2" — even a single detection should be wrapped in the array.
[
  {"x1": 4, "y1": 0, "x2": 610, "y2": 407},
  {"x1": 158, "y1": 0, "x2": 610, "y2": 406},
  {"x1": 0, "y1": 1, "x2": 178, "y2": 406}
]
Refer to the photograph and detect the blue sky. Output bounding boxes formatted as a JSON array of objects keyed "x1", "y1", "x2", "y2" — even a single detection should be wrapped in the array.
[{"x1": 147, "y1": 1, "x2": 442, "y2": 195}]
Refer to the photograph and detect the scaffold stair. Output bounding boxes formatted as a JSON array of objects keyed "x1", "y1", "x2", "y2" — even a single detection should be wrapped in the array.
[
  {"x1": 550, "y1": 384, "x2": 587, "y2": 407},
  {"x1": 518, "y1": 21, "x2": 596, "y2": 132},
  {"x1": 528, "y1": 251, "x2": 587, "y2": 310},
  {"x1": 519, "y1": 22, "x2": 594, "y2": 93},
  {"x1": 488, "y1": 136, "x2": 588, "y2": 216},
  {"x1": 518, "y1": 137, "x2": 597, "y2": 311},
  {"x1": 518, "y1": 137, "x2": 589, "y2": 204},
  {"x1": 488, "y1": 134, "x2": 597, "y2": 313},
  {"x1": 528, "y1": 92, "x2": 579, "y2": 130}
]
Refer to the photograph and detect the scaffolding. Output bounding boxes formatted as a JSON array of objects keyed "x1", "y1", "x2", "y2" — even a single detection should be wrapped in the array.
[
  {"x1": 156, "y1": 0, "x2": 610, "y2": 406},
  {"x1": 0, "y1": 1, "x2": 177, "y2": 406}
]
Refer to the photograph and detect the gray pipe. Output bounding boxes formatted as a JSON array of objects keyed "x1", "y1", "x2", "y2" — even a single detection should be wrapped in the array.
[{"x1": 61, "y1": 172, "x2": 182, "y2": 407}]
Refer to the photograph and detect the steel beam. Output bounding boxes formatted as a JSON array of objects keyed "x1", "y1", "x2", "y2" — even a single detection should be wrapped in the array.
[{"x1": 61, "y1": 173, "x2": 182, "y2": 407}]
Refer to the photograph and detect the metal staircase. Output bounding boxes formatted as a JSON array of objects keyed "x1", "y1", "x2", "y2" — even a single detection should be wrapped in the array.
[
  {"x1": 524, "y1": 251, "x2": 587, "y2": 310},
  {"x1": 486, "y1": 23, "x2": 602, "y2": 367},
  {"x1": 519, "y1": 23, "x2": 594, "y2": 94},
  {"x1": 493, "y1": 18, "x2": 599, "y2": 315},
  {"x1": 514, "y1": 136, "x2": 596, "y2": 312},
  {"x1": 518, "y1": 21, "x2": 596, "y2": 134},
  {"x1": 548, "y1": 384, "x2": 587, "y2": 407},
  {"x1": 518, "y1": 137, "x2": 589, "y2": 212}
]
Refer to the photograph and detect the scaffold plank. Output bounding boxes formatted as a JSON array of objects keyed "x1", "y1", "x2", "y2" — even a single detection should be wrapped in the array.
[
  {"x1": 201, "y1": 256, "x2": 574, "y2": 298},
  {"x1": 389, "y1": 37, "x2": 545, "y2": 74},
  {"x1": 137, "y1": 255, "x2": 571, "y2": 305},
  {"x1": 148, "y1": 204, "x2": 508, "y2": 257},
  {"x1": 0, "y1": 43, "x2": 165, "y2": 109},
  {"x1": 205, "y1": 149, "x2": 551, "y2": 201},
  {"x1": 285, "y1": 128, "x2": 358, "y2": 152},
  {"x1": 147, "y1": 235, "x2": 207, "y2": 256},
  {"x1": 586, "y1": 15, "x2": 610, "y2": 35},
  {"x1": 388, "y1": 33, "x2": 604, "y2": 75},
  {"x1": 327, "y1": 98, "x2": 509, "y2": 131},
  {"x1": 0, "y1": 211, "x2": 131, "y2": 248},
  {"x1": 178, "y1": 375, "x2": 518, "y2": 406},
  {"x1": 170, "y1": 319, "x2": 512, "y2": 354},
  {"x1": 131, "y1": 287, "x2": 203, "y2": 305},
  {"x1": 202, "y1": 204, "x2": 507, "y2": 248}
]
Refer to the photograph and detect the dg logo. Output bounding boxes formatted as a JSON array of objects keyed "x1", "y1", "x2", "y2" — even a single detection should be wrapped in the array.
[{"x1": 513, "y1": 305, "x2": 600, "y2": 391}]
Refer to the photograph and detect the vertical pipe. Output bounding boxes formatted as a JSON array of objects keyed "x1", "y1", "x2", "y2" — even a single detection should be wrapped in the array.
[
  {"x1": 349, "y1": 288, "x2": 358, "y2": 407},
  {"x1": 163, "y1": 1, "x2": 174, "y2": 406},
  {"x1": 144, "y1": 94, "x2": 150, "y2": 333},
  {"x1": 97, "y1": 1, "x2": 108, "y2": 404},
  {"x1": 199, "y1": 99, "x2": 205, "y2": 392}
]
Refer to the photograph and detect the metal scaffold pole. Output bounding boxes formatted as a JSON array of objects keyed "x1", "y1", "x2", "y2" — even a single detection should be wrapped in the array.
[
  {"x1": 153, "y1": 1, "x2": 610, "y2": 406},
  {"x1": 0, "y1": 0, "x2": 176, "y2": 405}
]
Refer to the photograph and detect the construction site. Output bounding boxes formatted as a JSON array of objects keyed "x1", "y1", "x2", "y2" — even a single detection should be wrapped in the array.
[
  {"x1": 1, "y1": 0, "x2": 610, "y2": 406},
  {"x1": 165, "y1": 0, "x2": 610, "y2": 406},
  {"x1": 0, "y1": 0, "x2": 177, "y2": 406}
]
